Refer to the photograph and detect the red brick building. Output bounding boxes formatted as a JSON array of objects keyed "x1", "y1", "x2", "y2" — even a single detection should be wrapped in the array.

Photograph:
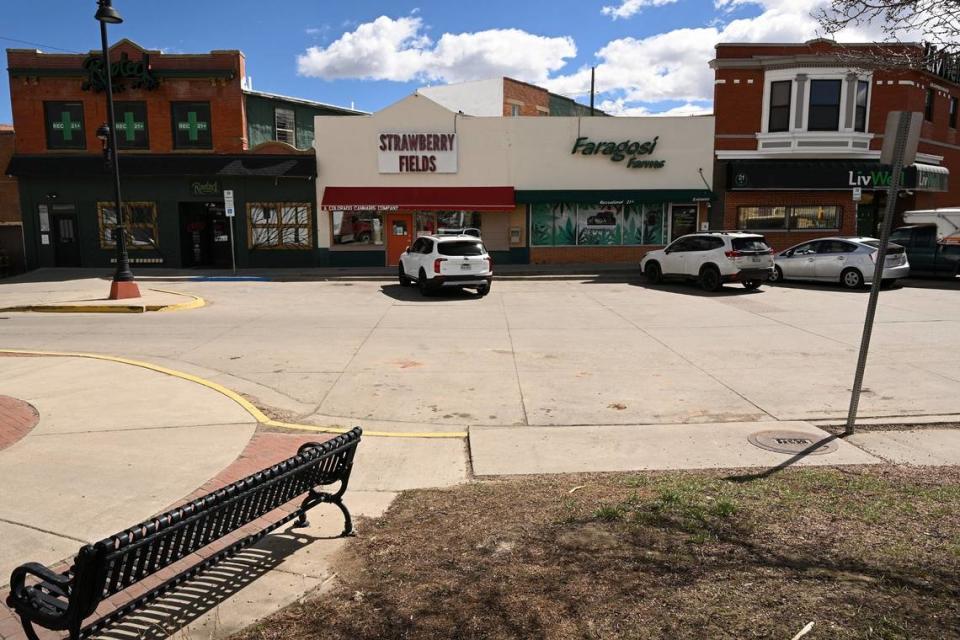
[
  {"x1": 711, "y1": 39, "x2": 955, "y2": 249},
  {"x1": 0, "y1": 124, "x2": 24, "y2": 275},
  {"x1": 418, "y1": 76, "x2": 599, "y2": 117},
  {"x1": 5, "y1": 39, "x2": 360, "y2": 270}
]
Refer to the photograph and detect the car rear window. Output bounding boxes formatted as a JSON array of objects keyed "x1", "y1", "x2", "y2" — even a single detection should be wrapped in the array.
[
  {"x1": 731, "y1": 237, "x2": 771, "y2": 252},
  {"x1": 438, "y1": 241, "x2": 484, "y2": 256},
  {"x1": 862, "y1": 240, "x2": 905, "y2": 254}
]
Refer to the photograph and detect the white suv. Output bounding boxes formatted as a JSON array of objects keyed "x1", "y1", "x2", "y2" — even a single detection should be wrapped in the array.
[
  {"x1": 640, "y1": 232, "x2": 774, "y2": 291},
  {"x1": 399, "y1": 234, "x2": 493, "y2": 296}
]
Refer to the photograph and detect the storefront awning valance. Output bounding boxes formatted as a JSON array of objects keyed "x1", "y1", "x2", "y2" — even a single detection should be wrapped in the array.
[
  {"x1": 320, "y1": 187, "x2": 515, "y2": 211},
  {"x1": 728, "y1": 160, "x2": 948, "y2": 192},
  {"x1": 5, "y1": 154, "x2": 316, "y2": 178},
  {"x1": 515, "y1": 189, "x2": 713, "y2": 204}
]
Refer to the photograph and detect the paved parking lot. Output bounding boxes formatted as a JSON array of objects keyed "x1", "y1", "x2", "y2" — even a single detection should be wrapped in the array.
[{"x1": 2, "y1": 273, "x2": 958, "y2": 431}]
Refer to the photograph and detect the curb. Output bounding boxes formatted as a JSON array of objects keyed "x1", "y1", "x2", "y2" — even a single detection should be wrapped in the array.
[
  {"x1": 0, "y1": 349, "x2": 467, "y2": 439},
  {"x1": 0, "y1": 289, "x2": 205, "y2": 314}
]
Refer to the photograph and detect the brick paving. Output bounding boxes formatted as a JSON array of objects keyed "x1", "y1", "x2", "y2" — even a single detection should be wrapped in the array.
[
  {"x1": 0, "y1": 429, "x2": 335, "y2": 640},
  {"x1": 0, "y1": 396, "x2": 38, "y2": 452}
]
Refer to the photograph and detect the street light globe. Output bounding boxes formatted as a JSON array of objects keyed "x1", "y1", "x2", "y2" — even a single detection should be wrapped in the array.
[{"x1": 94, "y1": 0, "x2": 123, "y2": 24}]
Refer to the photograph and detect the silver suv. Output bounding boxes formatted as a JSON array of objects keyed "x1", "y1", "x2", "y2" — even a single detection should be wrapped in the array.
[{"x1": 640, "y1": 232, "x2": 775, "y2": 291}]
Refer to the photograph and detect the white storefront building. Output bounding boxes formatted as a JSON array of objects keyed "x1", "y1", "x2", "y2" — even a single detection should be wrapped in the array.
[{"x1": 314, "y1": 93, "x2": 715, "y2": 266}]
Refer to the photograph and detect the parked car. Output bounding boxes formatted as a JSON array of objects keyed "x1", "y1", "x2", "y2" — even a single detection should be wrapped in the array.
[
  {"x1": 769, "y1": 237, "x2": 909, "y2": 289},
  {"x1": 641, "y1": 232, "x2": 774, "y2": 292},
  {"x1": 398, "y1": 234, "x2": 493, "y2": 296},
  {"x1": 889, "y1": 209, "x2": 960, "y2": 278},
  {"x1": 586, "y1": 211, "x2": 617, "y2": 226}
]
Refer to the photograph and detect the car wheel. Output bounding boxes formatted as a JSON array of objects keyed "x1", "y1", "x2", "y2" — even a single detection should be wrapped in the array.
[
  {"x1": 699, "y1": 266, "x2": 722, "y2": 292},
  {"x1": 742, "y1": 280, "x2": 761, "y2": 290},
  {"x1": 841, "y1": 268, "x2": 864, "y2": 290},
  {"x1": 418, "y1": 269, "x2": 432, "y2": 296},
  {"x1": 477, "y1": 282, "x2": 491, "y2": 297},
  {"x1": 769, "y1": 265, "x2": 783, "y2": 283},
  {"x1": 644, "y1": 261, "x2": 662, "y2": 284},
  {"x1": 398, "y1": 264, "x2": 412, "y2": 287}
]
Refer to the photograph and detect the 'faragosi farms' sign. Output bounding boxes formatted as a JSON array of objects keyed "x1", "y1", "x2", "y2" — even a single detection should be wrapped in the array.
[
  {"x1": 378, "y1": 132, "x2": 457, "y2": 173},
  {"x1": 572, "y1": 136, "x2": 665, "y2": 169}
]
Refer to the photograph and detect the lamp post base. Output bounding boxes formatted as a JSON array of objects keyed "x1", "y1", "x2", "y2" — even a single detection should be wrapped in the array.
[{"x1": 108, "y1": 280, "x2": 142, "y2": 300}]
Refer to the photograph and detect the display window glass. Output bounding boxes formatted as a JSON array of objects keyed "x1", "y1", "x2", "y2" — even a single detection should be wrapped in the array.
[
  {"x1": 97, "y1": 201, "x2": 158, "y2": 249},
  {"x1": 415, "y1": 211, "x2": 482, "y2": 237},
  {"x1": 248, "y1": 203, "x2": 313, "y2": 249},
  {"x1": 533, "y1": 202, "x2": 667, "y2": 246},
  {"x1": 332, "y1": 211, "x2": 384, "y2": 247}
]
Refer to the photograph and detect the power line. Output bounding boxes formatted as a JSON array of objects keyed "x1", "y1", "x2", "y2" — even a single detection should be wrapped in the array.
[{"x1": 0, "y1": 35, "x2": 80, "y2": 54}]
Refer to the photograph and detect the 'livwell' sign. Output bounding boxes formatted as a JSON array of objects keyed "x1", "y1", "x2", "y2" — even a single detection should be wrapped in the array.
[{"x1": 378, "y1": 132, "x2": 457, "y2": 173}]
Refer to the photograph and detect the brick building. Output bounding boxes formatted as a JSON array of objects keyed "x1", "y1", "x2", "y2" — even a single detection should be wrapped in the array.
[
  {"x1": 711, "y1": 39, "x2": 953, "y2": 250},
  {"x1": 418, "y1": 76, "x2": 600, "y2": 117},
  {"x1": 0, "y1": 124, "x2": 24, "y2": 275},
  {"x1": 5, "y1": 39, "x2": 361, "y2": 270}
]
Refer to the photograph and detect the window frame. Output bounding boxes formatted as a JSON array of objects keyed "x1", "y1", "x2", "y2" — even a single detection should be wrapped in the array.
[
  {"x1": 949, "y1": 96, "x2": 958, "y2": 129},
  {"x1": 807, "y1": 79, "x2": 843, "y2": 132},
  {"x1": 736, "y1": 205, "x2": 842, "y2": 232},
  {"x1": 854, "y1": 80, "x2": 869, "y2": 133},
  {"x1": 97, "y1": 201, "x2": 159, "y2": 250},
  {"x1": 274, "y1": 107, "x2": 296, "y2": 145},
  {"x1": 171, "y1": 101, "x2": 213, "y2": 150},
  {"x1": 768, "y1": 80, "x2": 792, "y2": 133},
  {"x1": 44, "y1": 101, "x2": 86, "y2": 150},
  {"x1": 247, "y1": 202, "x2": 314, "y2": 250}
]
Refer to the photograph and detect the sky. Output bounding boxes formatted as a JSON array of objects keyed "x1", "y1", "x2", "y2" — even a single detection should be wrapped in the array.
[{"x1": 0, "y1": 0, "x2": 890, "y2": 124}]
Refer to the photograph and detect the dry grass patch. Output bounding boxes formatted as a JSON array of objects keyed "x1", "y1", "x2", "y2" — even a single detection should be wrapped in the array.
[{"x1": 237, "y1": 466, "x2": 960, "y2": 640}]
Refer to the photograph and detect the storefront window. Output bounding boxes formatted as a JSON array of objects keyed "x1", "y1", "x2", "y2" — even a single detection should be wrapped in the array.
[
  {"x1": 98, "y1": 202, "x2": 158, "y2": 249},
  {"x1": 737, "y1": 205, "x2": 841, "y2": 230},
  {"x1": 114, "y1": 101, "x2": 149, "y2": 150},
  {"x1": 415, "y1": 211, "x2": 482, "y2": 237},
  {"x1": 577, "y1": 204, "x2": 621, "y2": 245},
  {"x1": 249, "y1": 203, "x2": 312, "y2": 249},
  {"x1": 332, "y1": 211, "x2": 383, "y2": 247},
  {"x1": 533, "y1": 202, "x2": 667, "y2": 246},
  {"x1": 171, "y1": 102, "x2": 212, "y2": 149}
]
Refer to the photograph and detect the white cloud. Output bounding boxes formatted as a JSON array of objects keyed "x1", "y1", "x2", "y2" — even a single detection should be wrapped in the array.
[
  {"x1": 297, "y1": 15, "x2": 576, "y2": 85},
  {"x1": 601, "y1": 0, "x2": 680, "y2": 20},
  {"x1": 546, "y1": 0, "x2": 890, "y2": 114},
  {"x1": 599, "y1": 98, "x2": 713, "y2": 116}
]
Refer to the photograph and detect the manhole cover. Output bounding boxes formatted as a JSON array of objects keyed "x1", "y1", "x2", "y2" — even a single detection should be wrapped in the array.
[{"x1": 747, "y1": 430, "x2": 839, "y2": 456}]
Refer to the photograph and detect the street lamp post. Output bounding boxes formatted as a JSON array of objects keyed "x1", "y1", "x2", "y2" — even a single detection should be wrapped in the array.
[{"x1": 97, "y1": 0, "x2": 140, "y2": 299}]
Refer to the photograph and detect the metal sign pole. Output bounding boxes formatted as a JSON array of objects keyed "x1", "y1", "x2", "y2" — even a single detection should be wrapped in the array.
[
  {"x1": 229, "y1": 216, "x2": 237, "y2": 276},
  {"x1": 844, "y1": 111, "x2": 913, "y2": 436}
]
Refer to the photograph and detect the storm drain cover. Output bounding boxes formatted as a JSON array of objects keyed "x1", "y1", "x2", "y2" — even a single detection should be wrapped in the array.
[{"x1": 747, "y1": 430, "x2": 839, "y2": 456}]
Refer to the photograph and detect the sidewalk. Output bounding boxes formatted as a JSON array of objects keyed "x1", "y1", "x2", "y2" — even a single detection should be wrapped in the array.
[{"x1": 0, "y1": 275, "x2": 203, "y2": 312}]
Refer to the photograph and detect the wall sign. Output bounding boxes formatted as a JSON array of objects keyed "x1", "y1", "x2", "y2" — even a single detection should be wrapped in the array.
[
  {"x1": 81, "y1": 51, "x2": 159, "y2": 92},
  {"x1": 571, "y1": 136, "x2": 665, "y2": 169},
  {"x1": 44, "y1": 102, "x2": 85, "y2": 150},
  {"x1": 378, "y1": 132, "x2": 457, "y2": 173},
  {"x1": 729, "y1": 161, "x2": 947, "y2": 192},
  {"x1": 114, "y1": 101, "x2": 148, "y2": 149},
  {"x1": 172, "y1": 102, "x2": 213, "y2": 149},
  {"x1": 191, "y1": 180, "x2": 220, "y2": 196}
]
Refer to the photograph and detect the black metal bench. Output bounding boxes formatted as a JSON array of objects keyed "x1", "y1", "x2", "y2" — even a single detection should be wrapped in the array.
[{"x1": 6, "y1": 427, "x2": 362, "y2": 640}]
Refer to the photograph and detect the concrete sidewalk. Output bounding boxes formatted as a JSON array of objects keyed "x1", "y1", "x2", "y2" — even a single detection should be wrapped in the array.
[{"x1": 0, "y1": 275, "x2": 203, "y2": 312}]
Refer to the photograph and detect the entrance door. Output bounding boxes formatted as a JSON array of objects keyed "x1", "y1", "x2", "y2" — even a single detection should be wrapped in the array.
[
  {"x1": 179, "y1": 202, "x2": 231, "y2": 268},
  {"x1": 50, "y1": 213, "x2": 81, "y2": 267},
  {"x1": 386, "y1": 213, "x2": 414, "y2": 266},
  {"x1": 669, "y1": 204, "x2": 698, "y2": 242}
]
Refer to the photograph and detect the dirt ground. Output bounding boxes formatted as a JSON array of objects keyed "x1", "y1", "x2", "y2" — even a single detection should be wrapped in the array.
[{"x1": 236, "y1": 466, "x2": 960, "y2": 640}]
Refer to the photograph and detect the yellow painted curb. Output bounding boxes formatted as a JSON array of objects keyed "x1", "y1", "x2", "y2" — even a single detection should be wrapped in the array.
[
  {"x1": 0, "y1": 289, "x2": 205, "y2": 314},
  {"x1": 0, "y1": 348, "x2": 467, "y2": 440}
]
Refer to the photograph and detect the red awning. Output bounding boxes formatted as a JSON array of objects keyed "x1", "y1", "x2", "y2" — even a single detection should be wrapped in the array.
[{"x1": 321, "y1": 187, "x2": 515, "y2": 212}]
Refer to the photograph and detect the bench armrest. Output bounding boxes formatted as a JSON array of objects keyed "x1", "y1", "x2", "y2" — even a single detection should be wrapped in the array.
[{"x1": 9, "y1": 563, "x2": 71, "y2": 601}]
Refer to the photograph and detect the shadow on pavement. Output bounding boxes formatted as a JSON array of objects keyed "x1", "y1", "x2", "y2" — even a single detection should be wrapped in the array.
[
  {"x1": 95, "y1": 524, "x2": 331, "y2": 640},
  {"x1": 379, "y1": 283, "x2": 483, "y2": 302},
  {"x1": 620, "y1": 278, "x2": 768, "y2": 298},
  {"x1": 724, "y1": 433, "x2": 844, "y2": 483}
]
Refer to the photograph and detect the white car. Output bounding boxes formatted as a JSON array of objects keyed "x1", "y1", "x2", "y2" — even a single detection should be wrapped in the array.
[
  {"x1": 641, "y1": 232, "x2": 775, "y2": 292},
  {"x1": 770, "y1": 237, "x2": 910, "y2": 289},
  {"x1": 399, "y1": 234, "x2": 493, "y2": 296}
]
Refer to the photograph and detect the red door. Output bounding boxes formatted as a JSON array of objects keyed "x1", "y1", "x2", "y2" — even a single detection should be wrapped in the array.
[{"x1": 386, "y1": 213, "x2": 414, "y2": 266}]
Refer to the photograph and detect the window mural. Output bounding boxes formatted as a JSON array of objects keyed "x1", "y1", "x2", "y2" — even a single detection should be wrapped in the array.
[{"x1": 532, "y1": 203, "x2": 667, "y2": 246}]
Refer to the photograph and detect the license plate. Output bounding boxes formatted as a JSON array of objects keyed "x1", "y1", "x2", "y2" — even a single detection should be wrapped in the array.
[
  {"x1": 461, "y1": 263, "x2": 471, "y2": 270},
  {"x1": 751, "y1": 257, "x2": 760, "y2": 262}
]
